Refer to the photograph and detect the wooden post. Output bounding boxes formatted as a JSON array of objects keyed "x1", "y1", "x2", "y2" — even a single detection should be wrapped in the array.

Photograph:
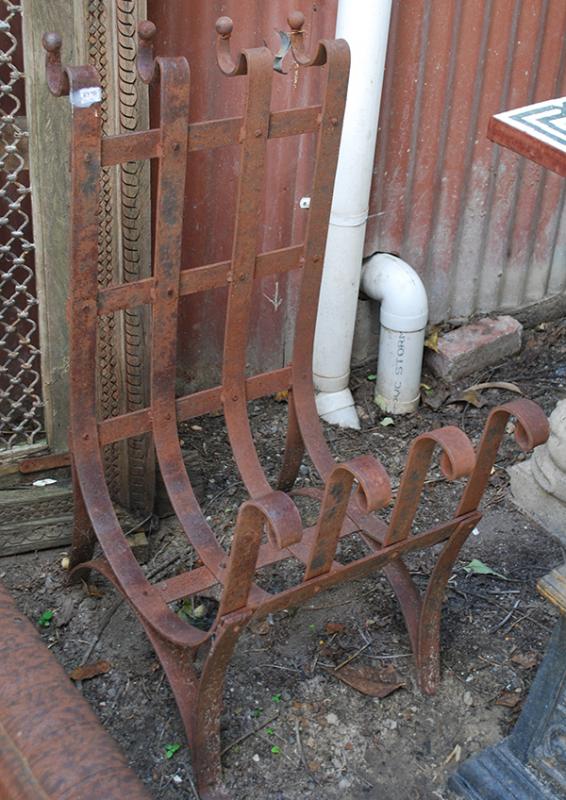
[{"x1": 23, "y1": 0, "x2": 154, "y2": 514}]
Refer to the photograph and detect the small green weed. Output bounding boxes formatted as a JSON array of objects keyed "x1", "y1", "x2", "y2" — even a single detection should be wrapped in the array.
[
  {"x1": 164, "y1": 743, "x2": 181, "y2": 759},
  {"x1": 37, "y1": 610, "x2": 54, "y2": 628}
]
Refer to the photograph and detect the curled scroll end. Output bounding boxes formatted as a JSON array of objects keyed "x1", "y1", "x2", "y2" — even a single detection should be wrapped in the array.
[
  {"x1": 255, "y1": 491, "x2": 303, "y2": 549},
  {"x1": 339, "y1": 455, "x2": 392, "y2": 514},
  {"x1": 215, "y1": 16, "x2": 247, "y2": 76},
  {"x1": 413, "y1": 426, "x2": 476, "y2": 482},
  {"x1": 439, "y1": 449, "x2": 473, "y2": 481},
  {"x1": 508, "y1": 399, "x2": 550, "y2": 452},
  {"x1": 42, "y1": 32, "x2": 69, "y2": 97},
  {"x1": 137, "y1": 20, "x2": 158, "y2": 84},
  {"x1": 436, "y1": 428, "x2": 476, "y2": 481}
]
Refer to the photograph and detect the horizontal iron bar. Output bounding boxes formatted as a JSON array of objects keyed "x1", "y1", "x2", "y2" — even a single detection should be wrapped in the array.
[
  {"x1": 101, "y1": 106, "x2": 321, "y2": 167},
  {"x1": 254, "y1": 513, "x2": 481, "y2": 619},
  {"x1": 97, "y1": 244, "x2": 303, "y2": 315},
  {"x1": 155, "y1": 516, "x2": 360, "y2": 603},
  {"x1": 155, "y1": 512, "x2": 478, "y2": 608},
  {"x1": 98, "y1": 366, "x2": 292, "y2": 445}
]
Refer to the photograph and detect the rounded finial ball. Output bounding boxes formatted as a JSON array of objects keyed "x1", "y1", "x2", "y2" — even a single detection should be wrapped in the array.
[
  {"x1": 288, "y1": 11, "x2": 305, "y2": 30},
  {"x1": 216, "y1": 16, "x2": 234, "y2": 37},
  {"x1": 42, "y1": 32, "x2": 62, "y2": 53},
  {"x1": 138, "y1": 20, "x2": 157, "y2": 41}
]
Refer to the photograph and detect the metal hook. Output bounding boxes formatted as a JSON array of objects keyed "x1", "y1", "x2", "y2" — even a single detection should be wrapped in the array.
[
  {"x1": 138, "y1": 20, "x2": 158, "y2": 84},
  {"x1": 42, "y1": 32, "x2": 70, "y2": 96},
  {"x1": 282, "y1": 10, "x2": 328, "y2": 68},
  {"x1": 287, "y1": 11, "x2": 308, "y2": 64},
  {"x1": 215, "y1": 16, "x2": 248, "y2": 76}
]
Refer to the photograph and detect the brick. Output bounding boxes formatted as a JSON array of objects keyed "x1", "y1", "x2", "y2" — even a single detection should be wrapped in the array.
[{"x1": 426, "y1": 315, "x2": 522, "y2": 382}]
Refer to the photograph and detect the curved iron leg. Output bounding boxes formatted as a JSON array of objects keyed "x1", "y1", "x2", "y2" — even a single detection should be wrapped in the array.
[
  {"x1": 68, "y1": 459, "x2": 96, "y2": 579},
  {"x1": 383, "y1": 561, "x2": 422, "y2": 654},
  {"x1": 142, "y1": 625, "x2": 200, "y2": 745},
  {"x1": 193, "y1": 613, "x2": 251, "y2": 800},
  {"x1": 360, "y1": 522, "x2": 423, "y2": 657},
  {"x1": 417, "y1": 515, "x2": 480, "y2": 695},
  {"x1": 277, "y1": 390, "x2": 305, "y2": 491}
]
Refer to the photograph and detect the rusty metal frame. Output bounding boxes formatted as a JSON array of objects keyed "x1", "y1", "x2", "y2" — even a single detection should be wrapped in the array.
[{"x1": 43, "y1": 13, "x2": 550, "y2": 799}]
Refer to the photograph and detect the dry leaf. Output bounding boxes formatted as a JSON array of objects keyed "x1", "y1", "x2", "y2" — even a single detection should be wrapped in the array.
[
  {"x1": 448, "y1": 389, "x2": 486, "y2": 408},
  {"x1": 69, "y1": 660, "x2": 111, "y2": 682},
  {"x1": 55, "y1": 596, "x2": 76, "y2": 628},
  {"x1": 81, "y1": 580, "x2": 104, "y2": 599},
  {"x1": 422, "y1": 384, "x2": 451, "y2": 411},
  {"x1": 495, "y1": 690, "x2": 521, "y2": 708},
  {"x1": 330, "y1": 663, "x2": 405, "y2": 698},
  {"x1": 274, "y1": 390, "x2": 288, "y2": 403},
  {"x1": 444, "y1": 744, "x2": 462, "y2": 765},
  {"x1": 449, "y1": 381, "x2": 523, "y2": 409},
  {"x1": 424, "y1": 329, "x2": 440, "y2": 352},
  {"x1": 465, "y1": 381, "x2": 523, "y2": 395},
  {"x1": 511, "y1": 651, "x2": 538, "y2": 670},
  {"x1": 325, "y1": 622, "x2": 346, "y2": 634},
  {"x1": 251, "y1": 619, "x2": 271, "y2": 636}
]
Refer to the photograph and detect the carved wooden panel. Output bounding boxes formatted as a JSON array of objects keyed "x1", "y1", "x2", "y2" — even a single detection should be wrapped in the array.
[
  {"x1": 0, "y1": 485, "x2": 73, "y2": 555},
  {"x1": 23, "y1": 0, "x2": 154, "y2": 517}
]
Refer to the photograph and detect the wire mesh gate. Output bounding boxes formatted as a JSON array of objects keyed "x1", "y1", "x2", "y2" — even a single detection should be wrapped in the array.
[{"x1": 0, "y1": 0, "x2": 43, "y2": 454}]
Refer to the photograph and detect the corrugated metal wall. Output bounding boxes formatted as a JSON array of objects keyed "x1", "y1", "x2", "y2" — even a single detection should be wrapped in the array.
[
  {"x1": 147, "y1": 0, "x2": 338, "y2": 390},
  {"x1": 146, "y1": 0, "x2": 565, "y2": 387},
  {"x1": 367, "y1": 0, "x2": 566, "y2": 323}
]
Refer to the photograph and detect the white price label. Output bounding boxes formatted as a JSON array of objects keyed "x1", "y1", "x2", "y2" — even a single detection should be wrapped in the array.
[{"x1": 70, "y1": 86, "x2": 102, "y2": 108}]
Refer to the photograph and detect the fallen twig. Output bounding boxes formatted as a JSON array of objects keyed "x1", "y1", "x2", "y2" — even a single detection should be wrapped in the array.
[
  {"x1": 123, "y1": 513, "x2": 153, "y2": 537},
  {"x1": 334, "y1": 640, "x2": 372, "y2": 671},
  {"x1": 79, "y1": 597, "x2": 123, "y2": 668},
  {"x1": 305, "y1": 597, "x2": 356, "y2": 610},
  {"x1": 294, "y1": 718, "x2": 317, "y2": 781},
  {"x1": 367, "y1": 652, "x2": 412, "y2": 660},
  {"x1": 261, "y1": 663, "x2": 301, "y2": 673},
  {"x1": 449, "y1": 585, "x2": 513, "y2": 614},
  {"x1": 220, "y1": 713, "x2": 279, "y2": 757},
  {"x1": 490, "y1": 598, "x2": 521, "y2": 632},
  {"x1": 78, "y1": 551, "x2": 183, "y2": 685},
  {"x1": 505, "y1": 609, "x2": 553, "y2": 634},
  {"x1": 145, "y1": 552, "x2": 182, "y2": 581},
  {"x1": 186, "y1": 772, "x2": 200, "y2": 800}
]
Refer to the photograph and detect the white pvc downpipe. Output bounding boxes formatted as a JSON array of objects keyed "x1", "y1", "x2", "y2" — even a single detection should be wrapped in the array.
[
  {"x1": 361, "y1": 253, "x2": 428, "y2": 414},
  {"x1": 313, "y1": 0, "x2": 393, "y2": 429}
]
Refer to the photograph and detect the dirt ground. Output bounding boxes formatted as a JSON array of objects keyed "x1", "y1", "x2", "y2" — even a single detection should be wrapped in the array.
[{"x1": 1, "y1": 317, "x2": 565, "y2": 800}]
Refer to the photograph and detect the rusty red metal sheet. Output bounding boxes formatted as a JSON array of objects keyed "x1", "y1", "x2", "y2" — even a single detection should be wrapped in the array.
[
  {"x1": 41, "y1": 13, "x2": 551, "y2": 800},
  {"x1": 367, "y1": 0, "x2": 566, "y2": 322},
  {"x1": 0, "y1": 581, "x2": 151, "y2": 800}
]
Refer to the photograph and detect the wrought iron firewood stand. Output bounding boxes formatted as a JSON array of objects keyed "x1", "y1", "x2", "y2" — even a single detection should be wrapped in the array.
[{"x1": 43, "y1": 14, "x2": 549, "y2": 799}]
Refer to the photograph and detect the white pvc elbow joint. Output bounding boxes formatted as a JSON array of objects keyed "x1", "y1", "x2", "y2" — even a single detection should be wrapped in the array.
[{"x1": 361, "y1": 253, "x2": 428, "y2": 415}]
